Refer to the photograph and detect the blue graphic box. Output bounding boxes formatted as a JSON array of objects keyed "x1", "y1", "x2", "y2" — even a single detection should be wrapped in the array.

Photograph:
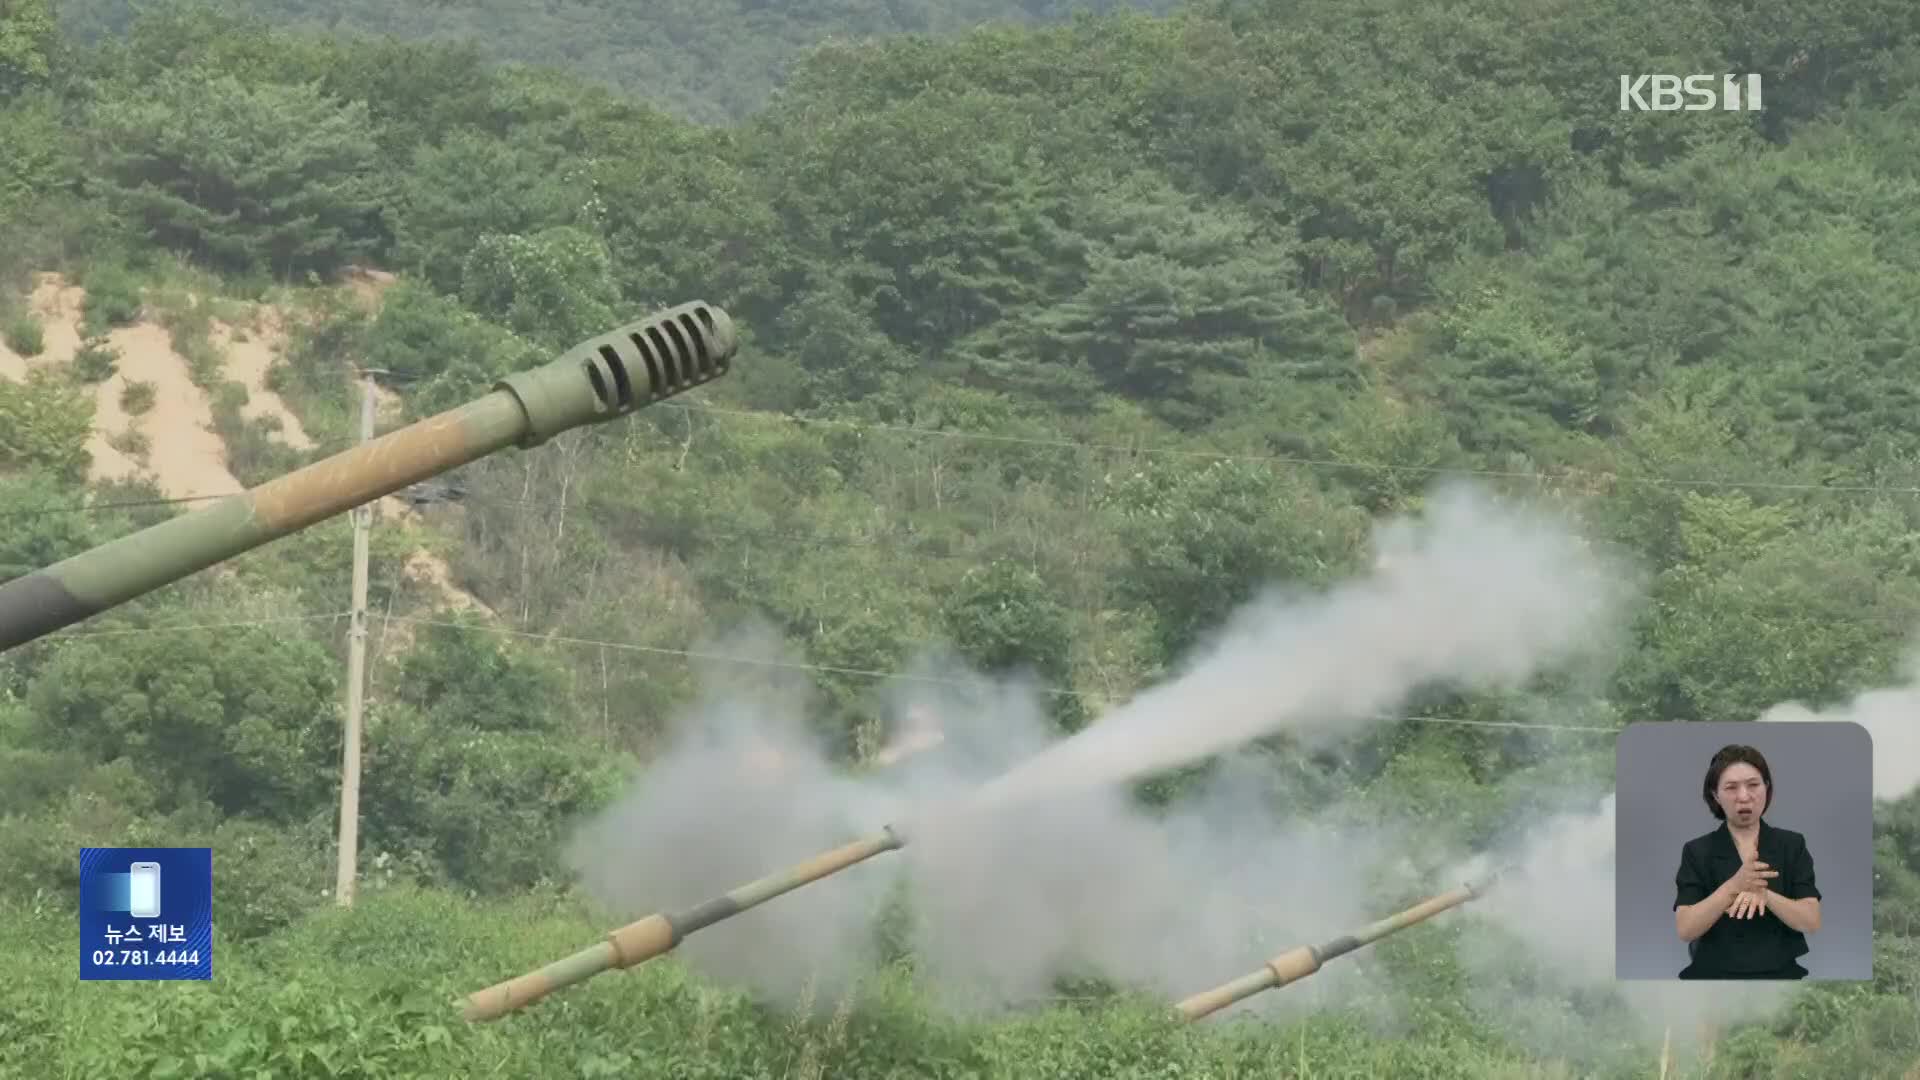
[{"x1": 79, "y1": 847, "x2": 212, "y2": 981}]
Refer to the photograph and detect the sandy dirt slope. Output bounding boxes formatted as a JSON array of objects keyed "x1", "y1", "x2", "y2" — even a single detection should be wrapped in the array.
[
  {"x1": 2, "y1": 268, "x2": 496, "y2": 626},
  {"x1": 0, "y1": 273, "x2": 242, "y2": 500},
  {"x1": 0, "y1": 274, "x2": 81, "y2": 381},
  {"x1": 93, "y1": 321, "x2": 230, "y2": 496},
  {"x1": 211, "y1": 309, "x2": 314, "y2": 452}
]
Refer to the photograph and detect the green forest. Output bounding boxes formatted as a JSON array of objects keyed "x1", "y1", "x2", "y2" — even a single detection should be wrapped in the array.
[{"x1": 3, "y1": 0, "x2": 1920, "y2": 1075}]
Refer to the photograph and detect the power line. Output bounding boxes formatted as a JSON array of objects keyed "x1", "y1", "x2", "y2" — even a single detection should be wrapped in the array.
[
  {"x1": 255, "y1": 485, "x2": 1920, "y2": 642},
  {"x1": 22, "y1": 612, "x2": 351, "y2": 638},
  {"x1": 21, "y1": 481, "x2": 1919, "y2": 637},
  {"x1": 1, "y1": 605, "x2": 1622, "y2": 736},
  {"x1": 15, "y1": 481, "x2": 1920, "y2": 621},
  {"x1": 1, "y1": 401, "x2": 1906, "y2": 736},
  {"x1": 6, "y1": 395, "x2": 1920, "y2": 526},
  {"x1": 377, "y1": 613, "x2": 1622, "y2": 735},
  {"x1": 658, "y1": 401, "x2": 1920, "y2": 496},
  {"x1": 0, "y1": 492, "x2": 230, "y2": 521},
  {"x1": 10, "y1": 487, "x2": 1920, "y2": 644},
  {"x1": 429, "y1": 492, "x2": 1920, "y2": 634}
]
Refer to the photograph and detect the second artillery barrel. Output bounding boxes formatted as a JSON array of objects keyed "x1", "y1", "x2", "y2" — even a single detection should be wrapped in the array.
[
  {"x1": 1175, "y1": 876, "x2": 1495, "y2": 1022},
  {"x1": 461, "y1": 826, "x2": 906, "y2": 1021}
]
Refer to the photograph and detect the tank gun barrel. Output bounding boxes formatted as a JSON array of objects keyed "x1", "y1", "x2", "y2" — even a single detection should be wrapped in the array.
[
  {"x1": 0, "y1": 303, "x2": 735, "y2": 651},
  {"x1": 460, "y1": 825, "x2": 906, "y2": 1021},
  {"x1": 1175, "y1": 869, "x2": 1503, "y2": 1021}
]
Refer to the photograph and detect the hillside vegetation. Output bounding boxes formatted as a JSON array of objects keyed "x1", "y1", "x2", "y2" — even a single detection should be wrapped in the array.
[
  {"x1": 3, "y1": 0, "x2": 1920, "y2": 1076},
  {"x1": 50, "y1": 0, "x2": 1184, "y2": 125}
]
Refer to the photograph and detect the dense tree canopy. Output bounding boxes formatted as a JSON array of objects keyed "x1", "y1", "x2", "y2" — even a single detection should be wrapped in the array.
[{"x1": 2, "y1": 0, "x2": 1918, "y2": 1074}]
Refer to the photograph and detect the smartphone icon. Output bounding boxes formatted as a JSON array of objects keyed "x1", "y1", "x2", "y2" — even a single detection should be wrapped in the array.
[{"x1": 128, "y1": 862, "x2": 161, "y2": 919}]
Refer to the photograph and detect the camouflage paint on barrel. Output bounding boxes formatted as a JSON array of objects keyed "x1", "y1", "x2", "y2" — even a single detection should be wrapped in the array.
[
  {"x1": 461, "y1": 826, "x2": 906, "y2": 1021},
  {"x1": 1175, "y1": 875, "x2": 1497, "y2": 1022},
  {"x1": 0, "y1": 303, "x2": 735, "y2": 651}
]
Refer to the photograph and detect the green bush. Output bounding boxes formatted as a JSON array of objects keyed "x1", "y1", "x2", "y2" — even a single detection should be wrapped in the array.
[
  {"x1": 0, "y1": 366, "x2": 92, "y2": 478},
  {"x1": 3, "y1": 314, "x2": 42, "y2": 355},
  {"x1": 208, "y1": 378, "x2": 311, "y2": 486},
  {"x1": 80, "y1": 264, "x2": 142, "y2": 335},
  {"x1": 107, "y1": 428, "x2": 147, "y2": 459},
  {"x1": 70, "y1": 336, "x2": 117, "y2": 382},
  {"x1": 119, "y1": 378, "x2": 156, "y2": 414}
]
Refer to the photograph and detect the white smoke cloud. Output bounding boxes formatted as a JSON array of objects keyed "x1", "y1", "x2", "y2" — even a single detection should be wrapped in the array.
[
  {"x1": 968, "y1": 483, "x2": 1636, "y2": 810},
  {"x1": 563, "y1": 483, "x2": 1638, "y2": 1025},
  {"x1": 1450, "y1": 646, "x2": 1920, "y2": 1064},
  {"x1": 562, "y1": 623, "x2": 898, "y2": 1007},
  {"x1": 1452, "y1": 793, "x2": 1795, "y2": 1061},
  {"x1": 893, "y1": 740, "x2": 1407, "y2": 1018},
  {"x1": 1759, "y1": 647, "x2": 1920, "y2": 802}
]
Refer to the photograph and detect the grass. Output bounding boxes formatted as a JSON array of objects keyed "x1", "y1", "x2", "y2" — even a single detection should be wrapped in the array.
[
  {"x1": 0, "y1": 885, "x2": 1910, "y2": 1079},
  {"x1": 263, "y1": 282, "x2": 370, "y2": 451},
  {"x1": 207, "y1": 378, "x2": 312, "y2": 487},
  {"x1": 81, "y1": 257, "x2": 343, "y2": 484}
]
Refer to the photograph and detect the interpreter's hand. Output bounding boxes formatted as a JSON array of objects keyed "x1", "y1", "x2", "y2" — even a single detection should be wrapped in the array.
[
  {"x1": 1728, "y1": 888, "x2": 1769, "y2": 920},
  {"x1": 1726, "y1": 857, "x2": 1777, "y2": 895}
]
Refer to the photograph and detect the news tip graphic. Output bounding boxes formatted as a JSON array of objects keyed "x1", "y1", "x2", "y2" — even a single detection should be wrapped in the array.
[{"x1": 79, "y1": 847, "x2": 212, "y2": 981}]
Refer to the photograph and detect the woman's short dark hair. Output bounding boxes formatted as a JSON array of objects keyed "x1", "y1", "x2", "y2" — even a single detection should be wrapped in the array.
[{"x1": 1702, "y1": 744, "x2": 1772, "y2": 820}]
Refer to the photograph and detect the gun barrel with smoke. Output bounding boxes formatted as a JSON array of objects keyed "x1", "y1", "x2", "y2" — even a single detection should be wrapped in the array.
[
  {"x1": 461, "y1": 826, "x2": 907, "y2": 1021},
  {"x1": 461, "y1": 485, "x2": 1636, "y2": 1022},
  {"x1": 1175, "y1": 868, "x2": 1506, "y2": 1022}
]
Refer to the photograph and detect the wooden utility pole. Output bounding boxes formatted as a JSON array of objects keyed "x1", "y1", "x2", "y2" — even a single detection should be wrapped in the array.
[{"x1": 335, "y1": 373, "x2": 376, "y2": 907}]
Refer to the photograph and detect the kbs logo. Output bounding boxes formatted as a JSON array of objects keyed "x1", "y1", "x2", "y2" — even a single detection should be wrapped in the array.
[{"x1": 1619, "y1": 74, "x2": 1763, "y2": 111}]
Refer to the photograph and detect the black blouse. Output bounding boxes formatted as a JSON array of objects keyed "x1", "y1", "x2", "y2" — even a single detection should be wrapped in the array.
[{"x1": 1672, "y1": 818, "x2": 1820, "y2": 978}]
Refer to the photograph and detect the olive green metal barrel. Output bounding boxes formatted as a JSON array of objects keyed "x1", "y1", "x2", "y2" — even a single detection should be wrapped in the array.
[
  {"x1": 0, "y1": 302, "x2": 736, "y2": 652},
  {"x1": 1175, "y1": 872, "x2": 1498, "y2": 1022},
  {"x1": 460, "y1": 825, "x2": 906, "y2": 1021}
]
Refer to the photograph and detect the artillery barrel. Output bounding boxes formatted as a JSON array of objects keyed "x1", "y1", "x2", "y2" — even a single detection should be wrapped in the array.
[
  {"x1": 460, "y1": 825, "x2": 906, "y2": 1021},
  {"x1": 1175, "y1": 874, "x2": 1497, "y2": 1022},
  {"x1": 0, "y1": 303, "x2": 736, "y2": 652}
]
